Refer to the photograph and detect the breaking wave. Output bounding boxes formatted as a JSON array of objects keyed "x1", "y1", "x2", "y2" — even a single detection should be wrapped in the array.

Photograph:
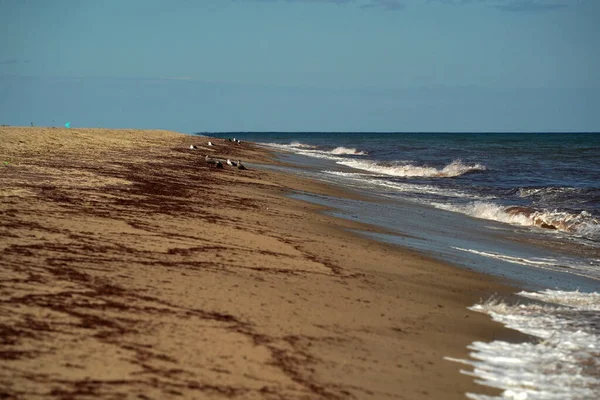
[
  {"x1": 329, "y1": 147, "x2": 367, "y2": 155},
  {"x1": 433, "y1": 201, "x2": 600, "y2": 239},
  {"x1": 323, "y1": 170, "x2": 487, "y2": 199},
  {"x1": 447, "y1": 290, "x2": 600, "y2": 400},
  {"x1": 260, "y1": 142, "x2": 367, "y2": 159},
  {"x1": 290, "y1": 141, "x2": 317, "y2": 149},
  {"x1": 337, "y1": 159, "x2": 487, "y2": 178},
  {"x1": 262, "y1": 141, "x2": 317, "y2": 150}
]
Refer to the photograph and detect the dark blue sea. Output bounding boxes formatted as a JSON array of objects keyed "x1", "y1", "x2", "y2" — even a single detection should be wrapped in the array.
[{"x1": 203, "y1": 131, "x2": 600, "y2": 399}]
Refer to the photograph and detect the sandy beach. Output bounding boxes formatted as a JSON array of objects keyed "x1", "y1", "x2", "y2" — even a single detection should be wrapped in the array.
[{"x1": 0, "y1": 127, "x2": 524, "y2": 399}]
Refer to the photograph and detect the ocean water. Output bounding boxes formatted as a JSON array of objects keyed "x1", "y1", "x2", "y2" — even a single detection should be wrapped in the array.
[{"x1": 206, "y1": 131, "x2": 600, "y2": 398}]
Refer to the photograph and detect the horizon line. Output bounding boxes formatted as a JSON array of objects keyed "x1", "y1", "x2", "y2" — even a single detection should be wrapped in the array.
[{"x1": 195, "y1": 131, "x2": 600, "y2": 134}]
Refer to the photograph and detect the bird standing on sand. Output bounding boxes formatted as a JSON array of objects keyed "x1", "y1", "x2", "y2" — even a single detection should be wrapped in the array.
[
  {"x1": 205, "y1": 155, "x2": 224, "y2": 169},
  {"x1": 190, "y1": 145, "x2": 197, "y2": 149},
  {"x1": 226, "y1": 159, "x2": 237, "y2": 167},
  {"x1": 237, "y1": 160, "x2": 247, "y2": 170},
  {"x1": 208, "y1": 141, "x2": 214, "y2": 146}
]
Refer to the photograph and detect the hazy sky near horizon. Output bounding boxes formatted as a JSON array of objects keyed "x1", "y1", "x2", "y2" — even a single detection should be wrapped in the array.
[{"x1": 1, "y1": 0, "x2": 599, "y2": 132}]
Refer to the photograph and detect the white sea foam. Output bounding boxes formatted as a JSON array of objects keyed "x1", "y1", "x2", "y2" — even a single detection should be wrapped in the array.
[
  {"x1": 432, "y1": 201, "x2": 600, "y2": 239},
  {"x1": 337, "y1": 159, "x2": 487, "y2": 178},
  {"x1": 260, "y1": 142, "x2": 342, "y2": 160},
  {"x1": 289, "y1": 141, "x2": 317, "y2": 149},
  {"x1": 323, "y1": 171, "x2": 369, "y2": 178},
  {"x1": 329, "y1": 146, "x2": 367, "y2": 155},
  {"x1": 518, "y1": 289, "x2": 600, "y2": 310},
  {"x1": 518, "y1": 186, "x2": 579, "y2": 199},
  {"x1": 260, "y1": 142, "x2": 314, "y2": 151},
  {"x1": 451, "y1": 247, "x2": 600, "y2": 279},
  {"x1": 447, "y1": 290, "x2": 600, "y2": 399},
  {"x1": 453, "y1": 247, "x2": 561, "y2": 268},
  {"x1": 432, "y1": 202, "x2": 532, "y2": 226},
  {"x1": 323, "y1": 170, "x2": 489, "y2": 199},
  {"x1": 260, "y1": 142, "x2": 368, "y2": 161}
]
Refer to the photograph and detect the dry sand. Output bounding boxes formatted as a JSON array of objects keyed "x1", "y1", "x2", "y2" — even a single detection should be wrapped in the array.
[{"x1": 0, "y1": 127, "x2": 524, "y2": 399}]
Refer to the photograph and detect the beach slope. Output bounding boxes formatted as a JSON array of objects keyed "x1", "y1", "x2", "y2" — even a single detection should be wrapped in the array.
[{"x1": 0, "y1": 127, "x2": 520, "y2": 399}]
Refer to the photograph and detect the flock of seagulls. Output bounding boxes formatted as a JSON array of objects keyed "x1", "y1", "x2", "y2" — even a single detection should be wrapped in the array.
[
  {"x1": 189, "y1": 140, "x2": 248, "y2": 171},
  {"x1": 204, "y1": 155, "x2": 247, "y2": 170}
]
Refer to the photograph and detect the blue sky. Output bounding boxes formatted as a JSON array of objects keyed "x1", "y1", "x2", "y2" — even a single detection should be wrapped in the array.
[{"x1": 1, "y1": 0, "x2": 598, "y2": 132}]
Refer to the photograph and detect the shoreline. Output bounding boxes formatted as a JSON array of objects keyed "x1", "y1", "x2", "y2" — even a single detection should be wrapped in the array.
[
  {"x1": 1, "y1": 127, "x2": 526, "y2": 399},
  {"x1": 250, "y1": 146, "x2": 600, "y2": 293}
]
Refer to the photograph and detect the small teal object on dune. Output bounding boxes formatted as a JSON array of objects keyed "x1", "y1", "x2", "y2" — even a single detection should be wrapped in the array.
[{"x1": 65, "y1": 121, "x2": 71, "y2": 128}]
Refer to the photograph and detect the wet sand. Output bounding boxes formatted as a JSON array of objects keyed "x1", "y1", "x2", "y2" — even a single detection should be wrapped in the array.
[{"x1": 0, "y1": 127, "x2": 524, "y2": 399}]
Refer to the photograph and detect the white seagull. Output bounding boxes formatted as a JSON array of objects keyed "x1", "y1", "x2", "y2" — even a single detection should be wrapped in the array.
[
  {"x1": 207, "y1": 141, "x2": 214, "y2": 146},
  {"x1": 227, "y1": 159, "x2": 237, "y2": 166},
  {"x1": 190, "y1": 145, "x2": 197, "y2": 149}
]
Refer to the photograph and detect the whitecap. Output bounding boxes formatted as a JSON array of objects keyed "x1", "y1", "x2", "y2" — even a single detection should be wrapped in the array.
[
  {"x1": 290, "y1": 141, "x2": 317, "y2": 149},
  {"x1": 329, "y1": 146, "x2": 367, "y2": 156},
  {"x1": 337, "y1": 159, "x2": 487, "y2": 178}
]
